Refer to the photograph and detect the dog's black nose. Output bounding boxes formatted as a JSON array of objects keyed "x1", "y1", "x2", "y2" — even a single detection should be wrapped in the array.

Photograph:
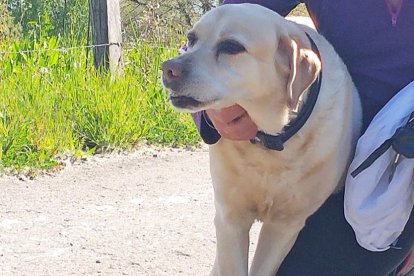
[{"x1": 162, "y1": 59, "x2": 184, "y2": 86}]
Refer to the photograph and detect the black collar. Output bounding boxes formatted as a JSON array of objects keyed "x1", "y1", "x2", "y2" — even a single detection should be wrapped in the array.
[{"x1": 250, "y1": 33, "x2": 322, "y2": 151}]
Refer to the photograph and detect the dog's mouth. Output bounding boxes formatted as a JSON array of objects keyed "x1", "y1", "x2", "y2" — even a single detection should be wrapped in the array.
[
  {"x1": 169, "y1": 93, "x2": 217, "y2": 111},
  {"x1": 170, "y1": 95, "x2": 202, "y2": 109}
]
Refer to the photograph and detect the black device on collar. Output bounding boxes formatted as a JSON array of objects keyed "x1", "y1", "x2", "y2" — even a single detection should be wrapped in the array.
[{"x1": 250, "y1": 33, "x2": 323, "y2": 151}]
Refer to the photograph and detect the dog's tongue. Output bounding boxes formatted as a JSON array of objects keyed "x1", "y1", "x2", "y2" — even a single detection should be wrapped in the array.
[
  {"x1": 212, "y1": 105, "x2": 258, "y2": 140},
  {"x1": 216, "y1": 105, "x2": 247, "y2": 124},
  {"x1": 228, "y1": 111, "x2": 249, "y2": 125}
]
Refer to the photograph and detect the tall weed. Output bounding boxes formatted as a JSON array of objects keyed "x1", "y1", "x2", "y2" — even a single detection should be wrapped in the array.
[{"x1": 0, "y1": 37, "x2": 199, "y2": 170}]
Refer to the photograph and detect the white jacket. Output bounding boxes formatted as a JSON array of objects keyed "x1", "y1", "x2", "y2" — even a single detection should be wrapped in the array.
[{"x1": 345, "y1": 81, "x2": 414, "y2": 252}]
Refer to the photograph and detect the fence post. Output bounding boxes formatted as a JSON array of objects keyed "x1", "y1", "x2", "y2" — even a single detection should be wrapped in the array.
[{"x1": 90, "y1": 0, "x2": 124, "y2": 76}]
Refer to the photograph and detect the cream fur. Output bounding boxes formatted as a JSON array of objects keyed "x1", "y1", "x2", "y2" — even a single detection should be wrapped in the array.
[{"x1": 162, "y1": 4, "x2": 362, "y2": 275}]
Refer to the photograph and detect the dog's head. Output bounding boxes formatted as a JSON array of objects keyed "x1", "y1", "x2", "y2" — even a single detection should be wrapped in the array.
[{"x1": 162, "y1": 4, "x2": 321, "y2": 131}]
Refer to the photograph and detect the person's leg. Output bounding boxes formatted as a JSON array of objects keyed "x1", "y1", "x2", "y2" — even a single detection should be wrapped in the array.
[{"x1": 276, "y1": 190, "x2": 414, "y2": 276}]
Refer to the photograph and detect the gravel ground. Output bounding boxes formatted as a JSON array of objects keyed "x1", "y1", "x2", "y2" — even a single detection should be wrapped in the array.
[{"x1": 0, "y1": 147, "x2": 260, "y2": 276}]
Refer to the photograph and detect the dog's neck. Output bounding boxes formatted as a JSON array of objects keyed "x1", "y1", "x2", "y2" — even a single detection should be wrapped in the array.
[
  {"x1": 250, "y1": 33, "x2": 322, "y2": 151},
  {"x1": 246, "y1": 98, "x2": 292, "y2": 135}
]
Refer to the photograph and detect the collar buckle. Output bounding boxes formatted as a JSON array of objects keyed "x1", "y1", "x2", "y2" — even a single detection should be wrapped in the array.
[{"x1": 251, "y1": 132, "x2": 285, "y2": 151}]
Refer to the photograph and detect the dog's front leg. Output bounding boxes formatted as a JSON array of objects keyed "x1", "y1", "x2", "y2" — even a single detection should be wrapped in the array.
[
  {"x1": 211, "y1": 209, "x2": 253, "y2": 276},
  {"x1": 249, "y1": 221, "x2": 304, "y2": 276}
]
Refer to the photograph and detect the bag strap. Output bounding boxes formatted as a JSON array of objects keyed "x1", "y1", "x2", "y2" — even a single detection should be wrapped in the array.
[{"x1": 351, "y1": 111, "x2": 414, "y2": 178}]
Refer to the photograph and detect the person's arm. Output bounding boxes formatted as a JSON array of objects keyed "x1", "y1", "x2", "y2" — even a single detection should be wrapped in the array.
[
  {"x1": 223, "y1": 0, "x2": 301, "y2": 16},
  {"x1": 193, "y1": 0, "x2": 302, "y2": 144}
]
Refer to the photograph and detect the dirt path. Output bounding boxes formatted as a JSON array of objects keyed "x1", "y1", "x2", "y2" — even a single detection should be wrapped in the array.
[
  {"x1": 0, "y1": 148, "x2": 215, "y2": 275},
  {"x1": 0, "y1": 148, "x2": 260, "y2": 276}
]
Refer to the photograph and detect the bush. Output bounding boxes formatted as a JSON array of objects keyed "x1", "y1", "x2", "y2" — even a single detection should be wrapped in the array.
[
  {"x1": 0, "y1": 37, "x2": 199, "y2": 170},
  {"x1": 0, "y1": 2, "x2": 21, "y2": 40},
  {"x1": 6, "y1": 0, "x2": 88, "y2": 43}
]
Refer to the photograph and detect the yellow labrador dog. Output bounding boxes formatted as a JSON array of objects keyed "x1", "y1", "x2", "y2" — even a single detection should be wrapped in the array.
[{"x1": 162, "y1": 4, "x2": 361, "y2": 276}]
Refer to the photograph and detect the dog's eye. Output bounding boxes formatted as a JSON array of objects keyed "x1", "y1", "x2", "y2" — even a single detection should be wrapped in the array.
[
  {"x1": 186, "y1": 32, "x2": 197, "y2": 47},
  {"x1": 217, "y1": 40, "x2": 246, "y2": 55}
]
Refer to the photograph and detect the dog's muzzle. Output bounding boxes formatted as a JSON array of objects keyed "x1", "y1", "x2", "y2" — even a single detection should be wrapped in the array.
[
  {"x1": 161, "y1": 58, "x2": 201, "y2": 110},
  {"x1": 162, "y1": 59, "x2": 187, "y2": 92}
]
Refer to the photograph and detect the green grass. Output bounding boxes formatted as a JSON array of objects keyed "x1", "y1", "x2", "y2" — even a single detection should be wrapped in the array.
[
  {"x1": 289, "y1": 4, "x2": 309, "y2": 17},
  {"x1": 0, "y1": 3, "x2": 310, "y2": 171},
  {"x1": 0, "y1": 37, "x2": 199, "y2": 170}
]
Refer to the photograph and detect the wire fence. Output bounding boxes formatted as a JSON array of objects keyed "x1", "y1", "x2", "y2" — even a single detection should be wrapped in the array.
[
  {"x1": 0, "y1": 42, "x2": 178, "y2": 56},
  {"x1": 0, "y1": 43, "x2": 112, "y2": 55},
  {"x1": 0, "y1": 1, "x2": 206, "y2": 57},
  {"x1": 0, "y1": 0, "x2": 204, "y2": 69}
]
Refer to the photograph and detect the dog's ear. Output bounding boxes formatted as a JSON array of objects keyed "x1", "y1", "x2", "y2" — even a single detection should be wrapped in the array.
[{"x1": 276, "y1": 34, "x2": 321, "y2": 110}]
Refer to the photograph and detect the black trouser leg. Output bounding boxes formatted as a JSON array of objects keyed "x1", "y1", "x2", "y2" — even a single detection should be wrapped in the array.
[{"x1": 276, "y1": 190, "x2": 414, "y2": 276}]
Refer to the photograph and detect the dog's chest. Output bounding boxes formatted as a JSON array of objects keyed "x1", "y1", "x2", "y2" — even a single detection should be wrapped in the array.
[
  {"x1": 210, "y1": 142, "x2": 317, "y2": 221},
  {"x1": 244, "y1": 157, "x2": 306, "y2": 221}
]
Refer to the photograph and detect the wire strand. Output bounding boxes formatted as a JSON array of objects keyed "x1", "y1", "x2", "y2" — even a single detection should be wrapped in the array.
[
  {"x1": 0, "y1": 42, "x2": 178, "y2": 55},
  {"x1": 0, "y1": 43, "x2": 112, "y2": 55}
]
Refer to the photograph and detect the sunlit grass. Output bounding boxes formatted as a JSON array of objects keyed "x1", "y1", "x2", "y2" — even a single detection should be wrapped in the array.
[
  {"x1": 289, "y1": 4, "x2": 309, "y2": 17},
  {"x1": 0, "y1": 38, "x2": 199, "y2": 170},
  {"x1": 0, "y1": 3, "x2": 311, "y2": 171}
]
